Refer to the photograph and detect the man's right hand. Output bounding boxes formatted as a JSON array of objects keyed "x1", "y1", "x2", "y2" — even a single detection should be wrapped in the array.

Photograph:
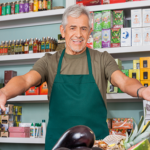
[{"x1": 0, "y1": 89, "x2": 7, "y2": 111}]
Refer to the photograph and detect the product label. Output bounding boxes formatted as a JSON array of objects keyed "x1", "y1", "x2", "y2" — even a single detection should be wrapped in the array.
[
  {"x1": 6, "y1": 5, "x2": 11, "y2": 14},
  {"x1": 34, "y1": 1, "x2": 38, "y2": 11},
  {"x1": 4, "y1": 47, "x2": 8, "y2": 54},
  {"x1": 29, "y1": 45, "x2": 33, "y2": 52},
  {"x1": 33, "y1": 44, "x2": 38, "y2": 51},
  {"x1": 93, "y1": 31, "x2": 102, "y2": 49},
  {"x1": 29, "y1": 3, "x2": 33, "y2": 12},
  {"x1": 11, "y1": 5, "x2": 15, "y2": 14},
  {"x1": 41, "y1": 126, "x2": 43, "y2": 136},
  {"x1": 43, "y1": 0, "x2": 47, "y2": 9},
  {"x1": 102, "y1": 29, "x2": 111, "y2": 48},
  {"x1": 24, "y1": 3, "x2": 29, "y2": 12},
  {"x1": 30, "y1": 128, "x2": 34, "y2": 137},
  {"x1": 19, "y1": 4, "x2": 24, "y2": 13},
  {"x1": 111, "y1": 28, "x2": 121, "y2": 44},
  {"x1": 18, "y1": 45, "x2": 22, "y2": 52},
  {"x1": 15, "y1": 4, "x2": 19, "y2": 13},
  {"x1": 14, "y1": 45, "x2": 18, "y2": 52},
  {"x1": 38, "y1": 1, "x2": 42, "y2": 9},
  {"x1": 46, "y1": 43, "x2": 49, "y2": 49},
  {"x1": 94, "y1": 12, "x2": 102, "y2": 31},
  {"x1": 102, "y1": 10, "x2": 111, "y2": 29},
  {"x1": 24, "y1": 45, "x2": 29, "y2": 51},
  {"x1": 41, "y1": 44, "x2": 45, "y2": 50},
  {"x1": 47, "y1": 1, "x2": 51, "y2": 10},
  {"x1": 2, "y1": 7, "x2": 6, "y2": 15}
]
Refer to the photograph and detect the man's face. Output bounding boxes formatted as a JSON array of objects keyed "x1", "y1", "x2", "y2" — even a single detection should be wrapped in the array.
[{"x1": 60, "y1": 14, "x2": 92, "y2": 54}]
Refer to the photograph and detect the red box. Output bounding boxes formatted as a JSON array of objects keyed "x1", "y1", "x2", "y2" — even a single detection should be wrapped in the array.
[
  {"x1": 40, "y1": 82, "x2": 48, "y2": 95},
  {"x1": 109, "y1": 129, "x2": 127, "y2": 136},
  {"x1": 110, "y1": 0, "x2": 125, "y2": 3},
  {"x1": 76, "y1": 0, "x2": 102, "y2": 6},
  {"x1": 9, "y1": 127, "x2": 30, "y2": 133},
  {"x1": 25, "y1": 86, "x2": 39, "y2": 95},
  {"x1": 9, "y1": 132, "x2": 30, "y2": 137}
]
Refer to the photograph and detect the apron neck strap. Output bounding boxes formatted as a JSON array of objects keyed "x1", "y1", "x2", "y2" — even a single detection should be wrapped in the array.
[{"x1": 57, "y1": 47, "x2": 92, "y2": 75}]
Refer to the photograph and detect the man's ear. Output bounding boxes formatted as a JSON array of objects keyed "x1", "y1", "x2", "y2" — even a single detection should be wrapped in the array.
[
  {"x1": 60, "y1": 25, "x2": 65, "y2": 38},
  {"x1": 88, "y1": 28, "x2": 93, "y2": 39}
]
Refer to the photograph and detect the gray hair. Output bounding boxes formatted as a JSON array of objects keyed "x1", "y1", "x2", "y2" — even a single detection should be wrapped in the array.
[{"x1": 62, "y1": 4, "x2": 92, "y2": 30}]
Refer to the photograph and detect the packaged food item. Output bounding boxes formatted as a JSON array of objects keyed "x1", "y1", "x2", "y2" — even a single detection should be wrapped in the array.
[
  {"x1": 43, "y1": 0, "x2": 47, "y2": 10},
  {"x1": 29, "y1": 0, "x2": 34, "y2": 12},
  {"x1": 33, "y1": 38, "x2": 39, "y2": 53},
  {"x1": 107, "y1": 81, "x2": 118, "y2": 93},
  {"x1": 110, "y1": 0, "x2": 126, "y2": 3},
  {"x1": 129, "y1": 69, "x2": 140, "y2": 81},
  {"x1": 143, "y1": 9, "x2": 150, "y2": 27},
  {"x1": 8, "y1": 40, "x2": 12, "y2": 55},
  {"x1": 121, "y1": 28, "x2": 131, "y2": 47},
  {"x1": 2, "y1": 3, "x2": 6, "y2": 16},
  {"x1": 112, "y1": 118, "x2": 133, "y2": 129},
  {"x1": 93, "y1": 31, "x2": 102, "y2": 49},
  {"x1": 141, "y1": 80, "x2": 150, "y2": 87},
  {"x1": 140, "y1": 69, "x2": 150, "y2": 80},
  {"x1": 132, "y1": 28, "x2": 143, "y2": 46},
  {"x1": 45, "y1": 37, "x2": 50, "y2": 52},
  {"x1": 86, "y1": 32, "x2": 93, "y2": 49},
  {"x1": 111, "y1": 28, "x2": 121, "y2": 47},
  {"x1": 9, "y1": 132, "x2": 30, "y2": 137},
  {"x1": 0, "y1": 4, "x2": 2, "y2": 16},
  {"x1": 9, "y1": 127, "x2": 30, "y2": 133},
  {"x1": 14, "y1": 40, "x2": 19, "y2": 54},
  {"x1": 1, "y1": 132, "x2": 9, "y2": 137},
  {"x1": 107, "y1": 118, "x2": 112, "y2": 129},
  {"x1": 40, "y1": 82, "x2": 48, "y2": 95},
  {"x1": 94, "y1": 11, "x2": 102, "y2": 31},
  {"x1": 102, "y1": 29, "x2": 111, "y2": 48},
  {"x1": 15, "y1": 1, "x2": 20, "y2": 14},
  {"x1": 131, "y1": 9, "x2": 142, "y2": 28},
  {"x1": 109, "y1": 129, "x2": 127, "y2": 136},
  {"x1": 76, "y1": 0, "x2": 102, "y2": 6},
  {"x1": 24, "y1": 39, "x2": 29, "y2": 54},
  {"x1": 13, "y1": 106, "x2": 22, "y2": 116},
  {"x1": 25, "y1": 86, "x2": 39, "y2": 95},
  {"x1": 41, "y1": 37, "x2": 46, "y2": 52},
  {"x1": 140, "y1": 57, "x2": 150, "y2": 69},
  {"x1": 3, "y1": 41, "x2": 8, "y2": 55},
  {"x1": 33, "y1": 0, "x2": 38, "y2": 12},
  {"x1": 1, "y1": 115, "x2": 14, "y2": 123},
  {"x1": 47, "y1": 0, "x2": 52, "y2": 10},
  {"x1": 133, "y1": 60, "x2": 140, "y2": 69},
  {"x1": 24, "y1": 0, "x2": 29, "y2": 13},
  {"x1": 113, "y1": 10, "x2": 124, "y2": 28},
  {"x1": 11, "y1": 2, "x2": 15, "y2": 14},
  {"x1": 102, "y1": 10, "x2": 113, "y2": 29},
  {"x1": 143, "y1": 27, "x2": 150, "y2": 46}
]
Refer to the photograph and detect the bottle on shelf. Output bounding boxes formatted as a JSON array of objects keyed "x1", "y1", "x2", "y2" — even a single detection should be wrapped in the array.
[
  {"x1": 18, "y1": 39, "x2": 23, "y2": 54},
  {"x1": 21, "y1": 40, "x2": 25, "y2": 54},
  {"x1": 33, "y1": 38, "x2": 38, "y2": 53},
  {"x1": 41, "y1": 120, "x2": 46, "y2": 138},
  {"x1": 15, "y1": 40, "x2": 19, "y2": 54},
  {"x1": 11, "y1": 40, "x2": 15, "y2": 55},
  {"x1": 29, "y1": 0, "x2": 34, "y2": 12},
  {"x1": 8, "y1": 40, "x2": 12, "y2": 55},
  {"x1": 6, "y1": 2, "x2": 11, "y2": 15},
  {"x1": 0, "y1": 41, "x2": 4, "y2": 55},
  {"x1": 38, "y1": 39, "x2": 41, "y2": 53},
  {"x1": 30, "y1": 123, "x2": 35, "y2": 138},
  {"x1": 24, "y1": 39, "x2": 29, "y2": 54},
  {"x1": 11, "y1": 2, "x2": 15, "y2": 14},
  {"x1": 43, "y1": 0, "x2": 47, "y2": 11},
  {"x1": 38, "y1": 0, "x2": 43, "y2": 11},
  {"x1": 15, "y1": 1, "x2": 20, "y2": 14},
  {"x1": 29, "y1": 38, "x2": 33, "y2": 53},
  {"x1": 45, "y1": 37, "x2": 50, "y2": 52},
  {"x1": 47, "y1": 0, "x2": 52, "y2": 10},
  {"x1": 4, "y1": 41, "x2": 8, "y2": 55},
  {"x1": 24, "y1": 0, "x2": 29, "y2": 13},
  {"x1": 33, "y1": 0, "x2": 38, "y2": 12},
  {"x1": 41, "y1": 37, "x2": 46, "y2": 52},
  {"x1": 2, "y1": 3, "x2": 6, "y2": 16},
  {"x1": 52, "y1": 38, "x2": 55, "y2": 51},
  {"x1": 0, "y1": 4, "x2": 2, "y2": 16}
]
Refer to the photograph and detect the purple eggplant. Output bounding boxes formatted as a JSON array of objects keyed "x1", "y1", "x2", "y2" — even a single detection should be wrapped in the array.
[{"x1": 52, "y1": 125, "x2": 95, "y2": 150}]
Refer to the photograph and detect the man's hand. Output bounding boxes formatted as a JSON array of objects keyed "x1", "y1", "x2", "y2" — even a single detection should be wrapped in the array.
[
  {"x1": 139, "y1": 86, "x2": 150, "y2": 100},
  {"x1": 0, "y1": 89, "x2": 7, "y2": 111}
]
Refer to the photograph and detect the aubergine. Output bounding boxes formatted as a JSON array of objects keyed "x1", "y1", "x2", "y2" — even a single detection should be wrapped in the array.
[{"x1": 52, "y1": 125, "x2": 95, "y2": 150}]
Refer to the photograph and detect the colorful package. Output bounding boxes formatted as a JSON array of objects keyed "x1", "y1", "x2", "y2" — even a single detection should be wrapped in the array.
[
  {"x1": 141, "y1": 80, "x2": 150, "y2": 87},
  {"x1": 40, "y1": 82, "x2": 48, "y2": 95},
  {"x1": 133, "y1": 60, "x2": 140, "y2": 69},
  {"x1": 25, "y1": 86, "x2": 39, "y2": 95},
  {"x1": 13, "y1": 106, "x2": 22, "y2": 116},
  {"x1": 140, "y1": 57, "x2": 150, "y2": 69},
  {"x1": 93, "y1": 31, "x2": 102, "y2": 49},
  {"x1": 143, "y1": 27, "x2": 150, "y2": 46},
  {"x1": 76, "y1": 0, "x2": 102, "y2": 6},
  {"x1": 94, "y1": 11, "x2": 102, "y2": 31},
  {"x1": 86, "y1": 32, "x2": 93, "y2": 49},
  {"x1": 129, "y1": 69, "x2": 140, "y2": 81},
  {"x1": 102, "y1": 29, "x2": 111, "y2": 48},
  {"x1": 102, "y1": 10, "x2": 113, "y2": 29},
  {"x1": 132, "y1": 28, "x2": 143, "y2": 46},
  {"x1": 140, "y1": 68, "x2": 150, "y2": 80},
  {"x1": 9, "y1": 127, "x2": 30, "y2": 133},
  {"x1": 110, "y1": 0, "x2": 125, "y2": 3},
  {"x1": 103, "y1": 0, "x2": 110, "y2": 4},
  {"x1": 143, "y1": 9, "x2": 150, "y2": 27},
  {"x1": 9, "y1": 132, "x2": 30, "y2": 137},
  {"x1": 112, "y1": 118, "x2": 133, "y2": 129},
  {"x1": 121, "y1": 28, "x2": 131, "y2": 47},
  {"x1": 113, "y1": 10, "x2": 124, "y2": 28},
  {"x1": 109, "y1": 129, "x2": 127, "y2": 136},
  {"x1": 111, "y1": 28, "x2": 121, "y2": 47}
]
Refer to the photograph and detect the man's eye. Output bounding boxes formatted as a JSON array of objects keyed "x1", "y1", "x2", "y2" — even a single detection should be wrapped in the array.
[
  {"x1": 82, "y1": 28, "x2": 86, "y2": 30},
  {"x1": 71, "y1": 28, "x2": 75, "y2": 30}
]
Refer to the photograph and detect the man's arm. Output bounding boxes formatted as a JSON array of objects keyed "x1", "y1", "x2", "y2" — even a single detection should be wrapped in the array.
[
  {"x1": 111, "y1": 70, "x2": 150, "y2": 100},
  {"x1": 0, "y1": 70, "x2": 42, "y2": 111}
]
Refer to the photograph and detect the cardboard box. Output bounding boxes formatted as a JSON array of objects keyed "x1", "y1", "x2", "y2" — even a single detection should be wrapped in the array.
[
  {"x1": 143, "y1": 27, "x2": 150, "y2": 46},
  {"x1": 1, "y1": 131, "x2": 8, "y2": 137},
  {"x1": 112, "y1": 118, "x2": 133, "y2": 129},
  {"x1": 113, "y1": 10, "x2": 124, "y2": 28},
  {"x1": 107, "y1": 81, "x2": 118, "y2": 93},
  {"x1": 40, "y1": 82, "x2": 48, "y2": 95},
  {"x1": 25, "y1": 86, "x2": 39, "y2": 95},
  {"x1": 121, "y1": 28, "x2": 131, "y2": 47},
  {"x1": 1, "y1": 115, "x2": 14, "y2": 123},
  {"x1": 141, "y1": 80, "x2": 150, "y2": 87},
  {"x1": 115, "y1": 59, "x2": 122, "y2": 70},
  {"x1": 129, "y1": 69, "x2": 140, "y2": 81},
  {"x1": 111, "y1": 28, "x2": 121, "y2": 47},
  {"x1": 102, "y1": 29, "x2": 111, "y2": 48},
  {"x1": 76, "y1": 0, "x2": 102, "y2": 6},
  {"x1": 86, "y1": 32, "x2": 93, "y2": 49},
  {"x1": 140, "y1": 69, "x2": 150, "y2": 80},
  {"x1": 2, "y1": 104, "x2": 14, "y2": 115},
  {"x1": 133, "y1": 60, "x2": 140, "y2": 69},
  {"x1": 9, "y1": 132, "x2": 30, "y2": 137},
  {"x1": 132, "y1": 28, "x2": 143, "y2": 46},
  {"x1": 109, "y1": 129, "x2": 127, "y2": 136},
  {"x1": 94, "y1": 11, "x2": 102, "y2": 31},
  {"x1": 107, "y1": 118, "x2": 112, "y2": 129},
  {"x1": 140, "y1": 57, "x2": 150, "y2": 69},
  {"x1": 93, "y1": 31, "x2": 102, "y2": 49},
  {"x1": 143, "y1": 9, "x2": 150, "y2": 27},
  {"x1": 13, "y1": 106, "x2": 22, "y2": 116},
  {"x1": 131, "y1": 9, "x2": 142, "y2": 28},
  {"x1": 102, "y1": 10, "x2": 113, "y2": 29},
  {"x1": 9, "y1": 127, "x2": 30, "y2": 133}
]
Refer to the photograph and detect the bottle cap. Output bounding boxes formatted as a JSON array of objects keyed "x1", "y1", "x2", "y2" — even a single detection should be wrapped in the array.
[
  {"x1": 31, "y1": 123, "x2": 34, "y2": 126},
  {"x1": 42, "y1": 120, "x2": 45, "y2": 122}
]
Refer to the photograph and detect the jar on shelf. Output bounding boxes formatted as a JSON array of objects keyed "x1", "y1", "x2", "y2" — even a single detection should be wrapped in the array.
[
  {"x1": 41, "y1": 37, "x2": 46, "y2": 52},
  {"x1": 3, "y1": 41, "x2": 8, "y2": 55},
  {"x1": 45, "y1": 37, "x2": 50, "y2": 52},
  {"x1": 38, "y1": 0, "x2": 42, "y2": 11},
  {"x1": 29, "y1": 38, "x2": 33, "y2": 53},
  {"x1": 24, "y1": 0, "x2": 29, "y2": 13},
  {"x1": 24, "y1": 39, "x2": 29, "y2": 54},
  {"x1": 11, "y1": 2, "x2": 15, "y2": 14},
  {"x1": 15, "y1": 40, "x2": 19, "y2": 54},
  {"x1": 2, "y1": 3, "x2": 6, "y2": 16},
  {"x1": 47, "y1": 0, "x2": 52, "y2": 10},
  {"x1": 33, "y1": 38, "x2": 38, "y2": 53},
  {"x1": 18, "y1": 39, "x2": 23, "y2": 54},
  {"x1": 6, "y1": 2, "x2": 11, "y2": 15},
  {"x1": 38, "y1": 39, "x2": 41, "y2": 53},
  {"x1": 19, "y1": 0, "x2": 24, "y2": 14},
  {"x1": 15, "y1": 1, "x2": 20, "y2": 14},
  {"x1": 29, "y1": 0, "x2": 34, "y2": 12},
  {"x1": 33, "y1": 0, "x2": 38, "y2": 12},
  {"x1": 0, "y1": 4, "x2": 2, "y2": 16},
  {"x1": 8, "y1": 40, "x2": 12, "y2": 55},
  {"x1": 0, "y1": 41, "x2": 4, "y2": 55},
  {"x1": 11, "y1": 40, "x2": 15, "y2": 55},
  {"x1": 43, "y1": 0, "x2": 47, "y2": 10}
]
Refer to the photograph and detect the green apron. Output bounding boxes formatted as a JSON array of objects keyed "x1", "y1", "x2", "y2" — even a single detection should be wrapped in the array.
[{"x1": 45, "y1": 48, "x2": 109, "y2": 150}]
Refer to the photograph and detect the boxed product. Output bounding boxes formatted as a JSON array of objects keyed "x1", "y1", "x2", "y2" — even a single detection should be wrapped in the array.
[
  {"x1": 121, "y1": 28, "x2": 131, "y2": 47},
  {"x1": 109, "y1": 129, "x2": 127, "y2": 136},
  {"x1": 13, "y1": 106, "x2": 22, "y2": 116},
  {"x1": 40, "y1": 82, "x2": 48, "y2": 95},
  {"x1": 133, "y1": 60, "x2": 140, "y2": 69},
  {"x1": 111, "y1": 28, "x2": 121, "y2": 47},
  {"x1": 25, "y1": 86, "x2": 39, "y2": 95},
  {"x1": 115, "y1": 59, "x2": 122, "y2": 70},
  {"x1": 112, "y1": 118, "x2": 133, "y2": 129},
  {"x1": 102, "y1": 10, "x2": 113, "y2": 29},
  {"x1": 143, "y1": 9, "x2": 150, "y2": 27},
  {"x1": 93, "y1": 31, "x2": 102, "y2": 49},
  {"x1": 86, "y1": 32, "x2": 93, "y2": 49},
  {"x1": 1, "y1": 124, "x2": 9, "y2": 132},
  {"x1": 9, "y1": 127, "x2": 30, "y2": 133},
  {"x1": 90, "y1": 11, "x2": 94, "y2": 30},
  {"x1": 110, "y1": 0, "x2": 125, "y2": 3},
  {"x1": 14, "y1": 115, "x2": 22, "y2": 122},
  {"x1": 4, "y1": 70, "x2": 17, "y2": 86},
  {"x1": 140, "y1": 69, "x2": 150, "y2": 80},
  {"x1": 107, "y1": 118, "x2": 112, "y2": 129},
  {"x1": 76, "y1": 0, "x2": 102, "y2": 6},
  {"x1": 131, "y1": 9, "x2": 142, "y2": 28},
  {"x1": 107, "y1": 81, "x2": 118, "y2": 93},
  {"x1": 141, "y1": 80, "x2": 150, "y2": 87},
  {"x1": 102, "y1": 29, "x2": 111, "y2": 48},
  {"x1": 143, "y1": 100, "x2": 150, "y2": 124},
  {"x1": 129, "y1": 69, "x2": 140, "y2": 81},
  {"x1": 94, "y1": 11, "x2": 102, "y2": 31},
  {"x1": 140, "y1": 57, "x2": 150, "y2": 69},
  {"x1": 9, "y1": 132, "x2": 30, "y2": 138},
  {"x1": 1, "y1": 131, "x2": 8, "y2": 137},
  {"x1": 113, "y1": 10, "x2": 124, "y2": 28},
  {"x1": 103, "y1": 0, "x2": 110, "y2": 4},
  {"x1": 143, "y1": 27, "x2": 150, "y2": 45},
  {"x1": 1, "y1": 115, "x2": 14, "y2": 123},
  {"x1": 2, "y1": 104, "x2": 14, "y2": 115},
  {"x1": 132, "y1": 28, "x2": 143, "y2": 46}
]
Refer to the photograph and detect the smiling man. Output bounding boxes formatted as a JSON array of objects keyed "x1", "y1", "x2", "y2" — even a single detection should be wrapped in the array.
[{"x1": 0, "y1": 4, "x2": 150, "y2": 150}]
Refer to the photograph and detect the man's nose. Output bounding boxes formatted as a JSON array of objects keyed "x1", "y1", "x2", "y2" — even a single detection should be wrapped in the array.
[{"x1": 75, "y1": 28, "x2": 82, "y2": 38}]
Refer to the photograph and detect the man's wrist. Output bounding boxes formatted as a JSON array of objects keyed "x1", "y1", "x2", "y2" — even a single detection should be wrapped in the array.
[
  {"x1": 0, "y1": 88, "x2": 8, "y2": 100},
  {"x1": 138, "y1": 87, "x2": 146, "y2": 98}
]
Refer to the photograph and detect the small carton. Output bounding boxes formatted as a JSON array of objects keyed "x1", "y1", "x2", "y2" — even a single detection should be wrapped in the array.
[
  {"x1": 1, "y1": 115, "x2": 14, "y2": 123},
  {"x1": 107, "y1": 118, "x2": 112, "y2": 129},
  {"x1": 14, "y1": 115, "x2": 22, "y2": 122},
  {"x1": 133, "y1": 60, "x2": 140, "y2": 69},
  {"x1": 129, "y1": 69, "x2": 140, "y2": 81},
  {"x1": 40, "y1": 82, "x2": 48, "y2": 95},
  {"x1": 113, "y1": 10, "x2": 124, "y2": 28},
  {"x1": 2, "y1": 104, "x2": 14, "y2": 115},
  {"x1": 109, "y1": 129, "x2": 127, "y2": 136},
  {"x1": 140, "y1": 57, "x2": 150, "y2": 69},
  {"x1": 25, "y1": 86, "x2": 39, "y2": 95},
  {"x1": 86, "y1": 32, "x2": 93, "y2": 49},
  {"x1": 93, "y1": 31, "x2": 102, "y2": 49},
  {"x1": 107, "y1": 81, "x2": 118, "y2": 93},
  {"x1": 1, "y1": 131, "x2": 8, "y2": 137},
  {"x1": 143, "y1": 9, "x2": 150, "y2": 27},
  {"x1": 121, "y1": 28, "x2": 131, "y2": 47},
  {"x1": 140, "y1": 68, "x2": 150, "y2": 80},
  {"x1": 141, "y1": 80, "x2": 150, "y2": 87},
  {"x1": 1, "y1": 124, "x2": 9, "y2": 132},
  {"x1": 132, "y1": 28, "x2": 143, "y2": 46},
  {"x1": 111, "y1": 28, "x2": 121, "y2": 47},
  {"x1": 112, "y1": 118, "x2": 133, "y2": 129},
  {"x1": 143, "y1": 27, "x2": 150, "y2": 46},
  {"x1": 102, "y1": 10, "x2": 113, "y2": 29},
  {"x1": 94, "y1": 11, "x2": 102, "y2": 31},
  {"x1": 131, "y1": 9, "x2": 142, "y2": 28},
  {"x1": 115, "y1": 59, "x2": 122, "y2": 70},
  {"x1": 102, "y1": 29, "x2": 111, "y2": 48},
  {"x1": 13, "y1": 106, "x2": 22, "y2": 116}
]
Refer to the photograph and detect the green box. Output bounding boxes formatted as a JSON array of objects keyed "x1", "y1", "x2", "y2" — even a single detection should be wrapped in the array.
[
  {"x1": 111, "y1": 28, "x2": 121, "y2": 47},
  {"x1": 113, "y1": 10, "x2": 124, "y2": 28},
  {"x1": 107, "y1": 81, "x2": 118, "y2": 93},
  {"x1": 115, "y1": 59, "x2": 122, "y2": 70},
  {"x1": 94, "y1": 11, "x2": 102, "y2": 31},
  {"x1": 93, "y1": 31, "x2": 102, "y2": 49}
]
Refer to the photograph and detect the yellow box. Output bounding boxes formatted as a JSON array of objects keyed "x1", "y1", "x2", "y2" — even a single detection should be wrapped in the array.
[
  {"x1": 129, "y1": 69, "x2": 140, "y2": 81},
  {"x1": 141, "y1": 80, "x2": 150, "y2": 87},
  {"x1": 13, "y1": 106, "x2": 22, "y2": 116},
  {"x1": 133, "y1": 60, "x2": 140, "y2": 69},
  {"x1": 107, "y1": 81, "x2": 118, "y2": 93},
  {"x1": 140, "y1": 69, "x2": 150, "y2": 80},
  {"x1": 140, "y1": 57, "x2": 150, "y2": 69}
]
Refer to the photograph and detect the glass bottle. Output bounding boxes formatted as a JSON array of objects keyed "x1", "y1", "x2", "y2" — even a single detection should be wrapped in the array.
[
  {"x1": 11, "y1": 40, "x2": 15, "y2": 55},
  {"x1": 29, "y1": 0, "x2": 34, "y2": 12},
  {"x1": 33, "y1": 38, "x2": 38, "y2": 53},
  {"x1": 1, "y1": 41, "x2": 4, "y2": 55},
  {"x1": 15, "y1": 1, "x2": 20, "y2": 14},
  {"x1": 29, "y1": 38, "x2": 33, "y2": 53},
  {"x1": 38, "y1": 39, "x2": 41, "y2": 53},
  {"x1": 2, "y1": 3, "x2": 6, "y2": 16},
  {"x1": 0, "y1": 43, "x2": 2, "y2": 56},
  {"x1": 41, "y1": 37, "x2": 45, "y2": 52},
  {"x1": 45, "y1": 37, "x2": 50, "y2": 52},
  {"x1": 19, "y1": 0, "x2": 24, "y2": 14},
  {"x1": 6, "y1": 2, "x2": 11, "y2": 15},
  {"x1": 22, "y1": 40, "x2": 25, "y2": 54},
  {"x1": 24, "y1": 39, "x2": 29, "y2": 54},
  {"x1": 18, "y1": 39, "x2": 23, "y2": 54},
  {"x1": 43, "y1": 0, "x2": 47, "y2": 10},
  {"x1": 15, "y1": 40, "x2": 19, "y2": 54},
  {"x1": 38, "y1": 0, "x2": 42, "y2": 11},
  {"x1": 11, "y1": 2, "x2": 15, "y2": 14},
  {"x1": 47, "y1": 0, "x2": 52, "y2": 10},
  {"x1": 3, "y1": 41, "x2": 8, "y2": 55},
  {"x1": 8, "y1": 40, "x2": 12, "y2": 55},
  {"x1": 49, "y1": 37, "x2": 52, "y2": 51},
  {"x1": 33, "y1": 0, "x2": 38, "y2": 12},
  {"x1": 24, "y1": 0, "x2": 29, "y2": 13}
]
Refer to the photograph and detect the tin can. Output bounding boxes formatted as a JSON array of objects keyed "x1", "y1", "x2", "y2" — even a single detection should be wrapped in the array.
[
  {"x1": 6, "y1": 2, "x2": 11, "y2": 15},
  {"x1": 24, "y1": 0, "x2": 29, "y2": 13},
  {"x1": 0, "y1": 4, "x2": 2, "y2": 16},
  {"x1": 19, "y1": 0, "x2": 24, "y2": 13},
  {"x1": 2, "y1": 3, "x2": 6, "y2": 16},
  {"x1": 15, "y1": 1, "x2": 20, "y2": 14},
  {"x1": 29, "y1": 0, "x2": 34, "y2": 12},
  {"x1": 11, "y1": 2, "x2": 15, "y2": 14}
]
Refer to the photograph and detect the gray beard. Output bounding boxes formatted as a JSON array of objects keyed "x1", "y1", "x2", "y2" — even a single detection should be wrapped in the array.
[{"x1": 69, "y1": 45, "x2": 84, "y2": 53}]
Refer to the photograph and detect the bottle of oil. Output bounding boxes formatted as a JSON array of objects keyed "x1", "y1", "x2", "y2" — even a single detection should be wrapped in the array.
[
  {"x1": 8, "y1": 40, "x2": 12, "y2": 55},
  {"x1": 45, "y1": 37, "x2": 50, "y2": 52},
  {"x1": 38, "y1": 0, "x2": 42, "y2": 11},
  {"x1": 11, "y1": 40, "x2": 15, "y2": 55},
  {"x1": 41, "y1": 37, "x2": 45, "y2": 52},
  {"x1": 18, "y1": 39, "x2": 23, "y2": 54}
]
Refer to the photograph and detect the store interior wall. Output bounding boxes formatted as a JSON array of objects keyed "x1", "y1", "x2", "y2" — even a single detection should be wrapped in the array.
[{"x1": 0, "y1": 0, "x2": 144, "y2": 149}]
